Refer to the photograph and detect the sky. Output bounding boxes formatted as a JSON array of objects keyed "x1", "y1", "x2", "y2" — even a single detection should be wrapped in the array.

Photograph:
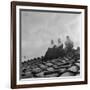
[{"x1": 21, "y1": 10, "x2": 82, "y2": 61}]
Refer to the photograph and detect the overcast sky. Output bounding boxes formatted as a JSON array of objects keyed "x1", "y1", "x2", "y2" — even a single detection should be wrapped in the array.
[{"x1": 21, "y1": 10, "x2": 82, "y2": 61}]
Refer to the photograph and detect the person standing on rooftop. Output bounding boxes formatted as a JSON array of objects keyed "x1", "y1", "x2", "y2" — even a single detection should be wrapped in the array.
[
  {"x1": 50, "y1": 39, "x2": 56, "y2": 48},
  {"x1": 65, "y1": 36, "x2": 74, "y2": 53},
  {"x1": 57, "y1": 38, "x2": 63, "y2": 48}
]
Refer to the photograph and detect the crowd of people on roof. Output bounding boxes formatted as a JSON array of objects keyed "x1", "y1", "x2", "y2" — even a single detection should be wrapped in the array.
[
  {"x1": 50, "y1": 36, "x2": 74, "y2": 50},
  {"x1": 44, "y1": 36, "x2": 75, "y2": 60},
  {"x1": 22, "y1": 35, "x2": 79, "y2": 62}
]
